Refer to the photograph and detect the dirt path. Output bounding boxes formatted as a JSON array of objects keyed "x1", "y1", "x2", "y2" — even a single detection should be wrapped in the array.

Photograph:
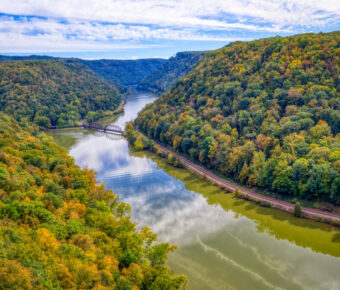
[{"x1": 153, "y1": 142, "x2": 340, "y2": 223}]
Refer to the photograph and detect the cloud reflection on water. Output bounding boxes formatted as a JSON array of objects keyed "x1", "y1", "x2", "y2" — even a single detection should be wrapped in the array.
[
  {"x1": 70, "y1": 131, "x2": 235, "y2": 246},
  {"x1": 70, "y1": 137, "x2": 154, "y2": 177},
  {"x1": 57, "y1": 92, "x2": 340, "y2": 289},
  {"x1": 123, "y1": 181, "x2": 236, "y2": 246}
]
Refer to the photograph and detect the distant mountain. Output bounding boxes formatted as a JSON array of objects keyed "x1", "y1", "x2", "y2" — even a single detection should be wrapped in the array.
[
  {"x1": 0, "y1": 55, "x2": 55, "y2": 61},
  {"x1": 0, "y1": 53, "x2": 204, "y2": 96},
  {"x1": 0, "y1": 59, "x2": 122, "y2": 127},
  {"x1": 80, "y1": 58, "x2": 167, "y2": 93},
  {"x1": 136, "y1": 31, "x2": 340, "y2": 204},
  {"x1": 0, "y1": 56, "x2": 167, "y2": 93},
  {"x1": 137, "y1": 51, "x2": 205, "y2": 94}
]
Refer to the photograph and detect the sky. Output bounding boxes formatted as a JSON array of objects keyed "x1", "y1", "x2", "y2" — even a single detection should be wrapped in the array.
[{"x1": 0, "y1": 0, "x2": 339, "y2": 59}]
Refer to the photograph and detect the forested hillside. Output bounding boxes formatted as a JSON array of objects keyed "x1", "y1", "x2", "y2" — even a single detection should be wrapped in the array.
[
  {"x1": 137, "y1": 51, "x2": 205, "y2": 94},
  {"x1": 0, "y1": 54, "x2": 202, "y2": 96},
  {"x1": 0, "y1": 60, "x2": 122, "y2": 128},
  {"x1": 0, "y1": 113, "x2": 186, "y2": 289},
  {"x1": 136, "y1": 31, "x2": 340, "y2": 204},
  {"x1": 81, "y1": 59, "x2": 167, "y2": 93}
]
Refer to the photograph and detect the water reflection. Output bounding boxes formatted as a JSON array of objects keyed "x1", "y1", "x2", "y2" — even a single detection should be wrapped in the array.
[
  {"x1": 69, "y1": 131, "x2": 340, "y2": 289},
  {"x1": 51, "y1": 92, "x2": 340, "y2": 290},
  {"x1": 110, "y1": 177, "x2": 235, "y2": 246},
  {"x1": 71, "y1": 137, "x2": 153, "y2": 178},
  {"x1": 70, "y1": 134, "x2": 234, "y2": 246}
]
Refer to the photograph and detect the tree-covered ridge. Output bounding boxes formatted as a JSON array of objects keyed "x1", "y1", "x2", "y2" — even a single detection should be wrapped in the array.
[
  {"x1": 136, "y1": 31, "x2": 340, "y2": 204},
  {"x1": 0, "y1": 60, "x2": 122, "y2": 128},
  {"x1": 80, "y1": 58, "x2": 167, "y2": 93},
  {"x1": 0, "y1": 113, "x2": 186, "y2": 289},
  {"x1": 0, "y1": 54, "x2": 203, "y2": 96},
  {"x1": 137, "y1": 51, "x2": 205, "y2": 94},
  {"x1": 0, "y1": 55, "x2": 55, "y2": 62}
]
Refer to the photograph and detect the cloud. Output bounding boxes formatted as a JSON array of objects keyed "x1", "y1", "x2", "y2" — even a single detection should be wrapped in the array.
[
  {"x1": 1, "y1": 0, "x2": 339, "y2": 29},
  {"x1": 0, "y1": 15, "x2": 256, "y2": 41},
  {"x1": 0, "y1": 15, "x2": 253, "y2": 53},
  {"x1": 0, "y1": 0, "x2": 338, "y2": 54}
]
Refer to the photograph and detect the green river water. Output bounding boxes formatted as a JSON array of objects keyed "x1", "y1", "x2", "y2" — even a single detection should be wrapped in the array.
[{"x1": 50, "y1": 92, "x2": 340, "y2": 290}]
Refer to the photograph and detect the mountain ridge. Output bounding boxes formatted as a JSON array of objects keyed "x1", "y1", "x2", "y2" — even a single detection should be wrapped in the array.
[
  {"x1": 137, "y1": 51, "x2": 205, "y2": 94},
  {"x1": 0, "y1": 59, "x2": 122, "y2": 128},
  {"x1": 136, "y1": 31, "x2": 340, "y2": 204},
  {"x1": 0, "y1": 53, "x2": 204, "y2": 95}
]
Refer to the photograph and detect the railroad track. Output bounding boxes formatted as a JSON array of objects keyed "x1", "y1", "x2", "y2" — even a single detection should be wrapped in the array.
[{"x1": 154, "y1": 142, "x2": 340, "y2": 223}]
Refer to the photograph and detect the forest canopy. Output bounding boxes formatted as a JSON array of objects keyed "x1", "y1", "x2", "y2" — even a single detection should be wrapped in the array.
[
  {"x1": 0, "y1": 113, "x2": 186, "y2": 289},
  {"x1": 0, "y1": 60, "x2": 122, "y2": 128},
  {"x1": 137, "y1": 51, "x2": 205, "y2": 94},
  {"x1": 136, "y1": 31, "x2": 340, "y2": 204},
  {"x1": 0, "y1": 54, "x2": 203, "y2": 97},
  {"x1": 80, "y1": 58, "x2": 167, "y2": 93}
]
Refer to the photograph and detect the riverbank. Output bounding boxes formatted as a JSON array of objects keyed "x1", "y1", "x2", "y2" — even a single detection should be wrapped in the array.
[
  {"x1": 128, "y1": 127, "x2": 340, "y2": 226},
  {"x1": 49, "y1": 100, "x2": 126, "y2": 130},
  {"x1": 50, "y1": 92, "x2": 340, "y2": 289}
]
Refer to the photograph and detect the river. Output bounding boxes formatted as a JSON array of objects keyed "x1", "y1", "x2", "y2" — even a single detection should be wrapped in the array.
[{"x1": 50, "y1": 92, "x2": 340, "y2": 290}]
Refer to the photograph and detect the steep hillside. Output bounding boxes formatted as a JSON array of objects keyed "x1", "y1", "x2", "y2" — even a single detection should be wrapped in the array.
[
  {"x1": 81, "y1": 58, "x2": 167, "y2": 93},
  {"x1": 136, "y1": 31, "x2": 340, "y2": 204},
  {"x1": 0, "y1": 54, "x2": 203, "y2": 96},
  {"x1": 0, "y1": 60, "x2": 122, "y2": 128},
  {"x1": 137, "y1": 51, "x2": 205, "y2": 94},
  {"x1": 0, "y1": 113, "x2": 186, "y2": 289}
]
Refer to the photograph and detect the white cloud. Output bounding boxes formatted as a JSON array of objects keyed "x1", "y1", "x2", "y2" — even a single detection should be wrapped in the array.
[
  {"x1": 0, "y1": 0, "x2": 338, "y2": 53},
  {"x1": 0, "y1": 34, "x2": 155, "y2": 53},
  {"x1": 0, "y1": 15, "x2": 254, "y2": 41},
  {"x1": 1, "y1": 0, "x2": 339, "y2": 28},
  {"x1": 0, "y1": 15, "x2": 253, "y2": 52}
]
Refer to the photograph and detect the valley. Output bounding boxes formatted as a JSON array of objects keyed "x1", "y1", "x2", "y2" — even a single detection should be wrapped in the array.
[
  {"x1": 0, "y1": 30, "x2": 339, "y2": 289},
  {"x1": 51, "y1": 91, "x2": 340, "y2": 290}
]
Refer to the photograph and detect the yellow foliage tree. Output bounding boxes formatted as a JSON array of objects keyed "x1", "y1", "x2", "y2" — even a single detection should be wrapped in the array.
[
  {"x1": 37, "y1": 228, "x2": 61, "y2": 252},
  {"x1": 173, "y1": 135, "x2": 182, "y2": 149}
]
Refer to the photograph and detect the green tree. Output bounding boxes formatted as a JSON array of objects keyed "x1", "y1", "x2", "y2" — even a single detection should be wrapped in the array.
[{"x1": 294, "y1": 202, "x2": 302, "y2": 217}]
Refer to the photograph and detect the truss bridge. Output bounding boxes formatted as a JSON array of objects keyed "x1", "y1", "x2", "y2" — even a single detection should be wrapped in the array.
[{"x1": 82, "y1": 122, "x2": 124, "y2": 134}]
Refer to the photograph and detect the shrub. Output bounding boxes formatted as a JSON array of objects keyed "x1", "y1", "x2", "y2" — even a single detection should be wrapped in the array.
[{"x1": 294, "y1": 202, "x2": 302, "y2": 217}]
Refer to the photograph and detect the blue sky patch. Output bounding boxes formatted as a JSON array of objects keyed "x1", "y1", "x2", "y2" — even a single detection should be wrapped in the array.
[{"x1": 0, "y1": 0, "x2": 339, "y2": 59}]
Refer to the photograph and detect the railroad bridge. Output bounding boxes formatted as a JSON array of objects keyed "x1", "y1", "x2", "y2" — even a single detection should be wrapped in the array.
[{"x1": 82, "y1": 122, "x2": 124, "y2": 134}]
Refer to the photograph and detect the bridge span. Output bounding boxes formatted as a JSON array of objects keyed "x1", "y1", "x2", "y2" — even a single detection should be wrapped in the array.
[{"x1": 82, "y1": 122, "x2": 124, "y2": 134}]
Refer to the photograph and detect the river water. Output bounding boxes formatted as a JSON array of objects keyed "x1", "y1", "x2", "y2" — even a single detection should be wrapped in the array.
[{"x1": 50, "y1": 92, "x2": 340, "y2": 290}]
